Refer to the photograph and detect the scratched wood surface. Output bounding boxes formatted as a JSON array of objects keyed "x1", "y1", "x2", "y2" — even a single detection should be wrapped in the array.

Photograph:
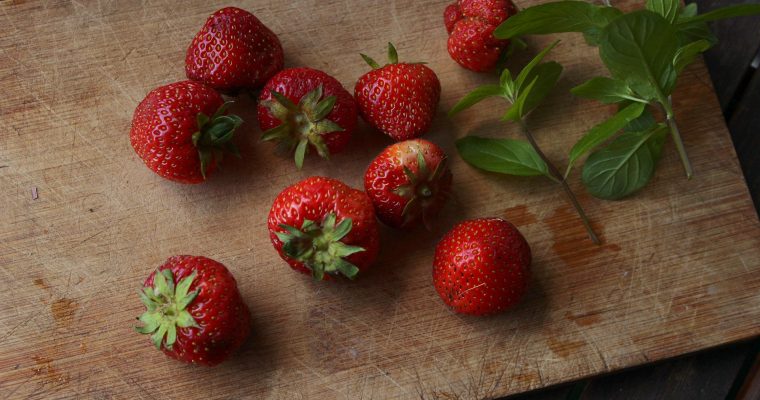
[{"x1": 1, "y1": 1, "x2": 759, "y2": 399}]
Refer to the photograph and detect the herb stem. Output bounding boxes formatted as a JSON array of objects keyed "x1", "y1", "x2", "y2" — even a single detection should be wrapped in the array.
[
  {"x1": 518, "y1": 119, "x2": 601, "y2": 245},
  {"x1": 660, "y1": 97, "x2": 693, "y2": 179},
  {"x1": 602, "y1": 0, "x2": 611, "y2": 6}
]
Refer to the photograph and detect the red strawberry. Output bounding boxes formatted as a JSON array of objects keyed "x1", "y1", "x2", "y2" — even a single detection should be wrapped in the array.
[
  {"x1": 136, "y1": 255, "x2": 251, "y2": 366},
  {"x1": 445, "y1": 0, "x2": 518, "y2": 72},
  {"x1": 130, "y1": 80, "x2": 243, "y2": 184},
  {"x1": 433, "y1": 218, "x2": 531, "y2": 316},
  {"x1": 354, "y1": 43, "x2": 441, "y2": 141},
  {"x1": 268, "y1": 176, "x2": 380, "y2": 280},
  {"x1": 258, "y1": 67, "x2": 357, "y2": 169},
  {"x1": 185, "y1": 7, "x2": 284, "y2": 93},
  {"x1": 364, "y1": 139, "x2": 452, "y2": 230}
]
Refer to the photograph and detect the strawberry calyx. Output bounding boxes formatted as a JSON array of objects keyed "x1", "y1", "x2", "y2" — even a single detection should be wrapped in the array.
[
  {"x1": 276, "y1": 213, "x2": 364, "y2": 280},
  {"x1": 192, "y1": 101, "x2": 244, "y2": 179},
  {"x1": 393, "y1": 152, "x2": 451, "y2": 229},
  {"x1": 360, "y1": 42, "x2": 426, "y2": 70},
  {"x1": 260, "y1": 86, "x2": 344, "y2": 169},
  {"x1": 135, "y1": 269, "x2": 200, "y2": 350}
]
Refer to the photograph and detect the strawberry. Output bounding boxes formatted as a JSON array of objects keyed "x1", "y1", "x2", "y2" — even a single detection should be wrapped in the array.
[
  {"x1": 268, "y1": 176, "x2": 379, "y2": 280},
  {"x1": 129, "y1": 80, "x2": 243, "y2": 184},
  {"x1": 445, "y1": 0, "x2": 518, "y2": 72},
  {"x1": 364, "y1": 139, "x2": 452, "y2": 230},
  {"x1": 354, "y1": 43, "x2": 441, "y2": 141},
  {"x1": 135, "y1": 255, "x2": 251, "y2": 366},
  {"x1": 432, "y1": 218, "x2": 531, "y2": 315},
  {"x1": 185, "y1": 7, "x2": 284, "y2": 93},
  {"x1": 258, "y1": 67, "x2": 357, "y2": 169}
]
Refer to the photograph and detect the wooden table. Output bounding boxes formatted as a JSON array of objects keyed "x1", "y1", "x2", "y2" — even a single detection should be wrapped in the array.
[
  {"x1": 1, "y1": 1, "x2": 759, "y2": 399},
  {"x1": 508, "y1": 0, "x2": 760, "y2": 398}
]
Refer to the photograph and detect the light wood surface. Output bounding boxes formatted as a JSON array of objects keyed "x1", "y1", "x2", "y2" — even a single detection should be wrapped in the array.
[{"x1": 1, "y1": 1, "x2": 759, "y2": 399}]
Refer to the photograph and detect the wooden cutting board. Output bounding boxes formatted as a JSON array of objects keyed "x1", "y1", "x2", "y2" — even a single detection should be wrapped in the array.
[{"x1": 1, "y1": 0, "x2": 759, "y2": 398}]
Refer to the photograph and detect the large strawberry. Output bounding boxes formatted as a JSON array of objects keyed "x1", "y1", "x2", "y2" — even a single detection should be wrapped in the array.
[
  {"x1": 354, "y1": 43, "x2": 441, "y2": 141},
  {"x1": 364, "y1": 139, "x2": 452, "y2": 230},
  {"x1": 268, "y1": 176, "x2": 379, "y2": 280},
  {"x1": 258, "y1": 67, "x2": 357, "y2": 169},
  {"x1": 433, "y1": 218, "x2": 531, "y2": 316},
  {"x1": 445, "y1": 0, "x2": 519, "y2": 72},
  {"x1": 130, "y1": 80, "x2": 243, "y2": 184},
  {"x1": 185, "y1": 7, "x2": 284, "y2": 93},
  {"x1": 135, "y1": 255, "x2": 251, "y2": 366}
]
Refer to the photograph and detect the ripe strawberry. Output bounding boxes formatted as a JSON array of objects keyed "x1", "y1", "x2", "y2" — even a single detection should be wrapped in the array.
[
  {"x1": 258, "y1": 67, "x2": 357, "y2": 169},
  {"x1": 268, "y1": 176, "x2": 379, "y2": 280},
  {"x1": 135, "y1": 255, "x2": 251, "y2": 366},
  {"x1": 354, "y1": 43, "x2": 441, "y2": 141},
  {"x1": 130, "y1": 80, "x2": 243, "y2": 184},
  {"x1": 185, "y1": 7, "x2": 284, "y2": 93},
  {"x1": 433, "y1": 218, "x2": 531, "y2": 316},
  {"x1": 364, "y1": 139, "x2": 452, "y2": 230},
  {"x1": 445, "y1": 0, "x2": 519, "y2": 72}
]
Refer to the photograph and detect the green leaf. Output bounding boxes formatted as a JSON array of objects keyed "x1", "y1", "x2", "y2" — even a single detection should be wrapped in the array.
[
  {"x1": 581, "y1": 124, "x2": 668, "y2": 200},
  {"x1": 456, "y1": 136, "x2": 550, "y2": 178},
  {"x1": 361, "y1": 53, "x2": 380, "y2": 69},
  {"x1": 515, "y1": 40, "x2": 559, "y2": 92},
  {"x1": 294, "y1": 139, "x2": 308, "y2": 170},
  {"x1": 599, "y1": 10, "x2": 679, "y2": 101},
  {"x1": 646, "y1": 0, "x2": 679, "y2": 23},
  {"x1": 566, "y1": 102, "x2": 646, "y2": 174},
  {"x1": 517, "y1": 61, "x2": 563, "y2": 116},
  {"x1": 677, "y1": 4, "x2": 760, "y2": 24},
  {"x1": 448, "y1": 85, "x2": 505, "y2": 117},
  {"x1": 673, "y1": 39, "x2": 711, "y2": 73},
  {"x1": 503, "y1": 76, "x2": 539, "y2": 122},
  {"x1": 571, "y1": 77, "x2": 645, "y2": 104},
  {"x1": 675, "y1": 20, "x2": 717, "y2": 46},
  {"x1": 494, "y1": 1, "x2": 621, "y2": 39},
  {"x1": 387, "y1": 42, "x2": 398, "y2": 64},
  {"x1": 679, "y1": 3, "x2": 698, "y2": 18},
  {"x1": 624, "y1": 106, "x2": 656, "y2": 132}
]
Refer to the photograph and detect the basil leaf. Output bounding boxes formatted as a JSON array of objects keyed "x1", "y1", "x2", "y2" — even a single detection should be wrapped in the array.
[
  {"x1": 599, "y1": 10, "x2": 679, "y2": 101},
  {"x1": 646, "y1": 0, "x2": 679, "y2": 23},
  {"x1": 673, "y1": 40, "x2": 712, "y2": 73},
  {"x1": 494, "y1": 1, "x2": 621, "y2": 39},
  {"x1": 519, "y1": 61, "x2": 563, "y2": 116},
  {"x1": 571, "y1": 77, "x2": 644, "y2": 104},
  {"x1": 567, "y1": 102, "x2": 646, "y2": 172},
  {"x1": 677, "y1": 4, "x2": 760, "y2": 24},
  {"x1": 449, "y1": 85, "x2": 505, "y2": 117},
  {"x1": 581, "y1": 124, "x2": 668, "y2": 200},
  {"x1": 456, "y1": 136, "x2": 550, "y2": 177}
]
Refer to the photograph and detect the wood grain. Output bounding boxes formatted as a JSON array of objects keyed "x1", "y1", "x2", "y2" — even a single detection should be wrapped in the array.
[{"x1": 1, "y1": 1, "x2": 759, "y2": 399}]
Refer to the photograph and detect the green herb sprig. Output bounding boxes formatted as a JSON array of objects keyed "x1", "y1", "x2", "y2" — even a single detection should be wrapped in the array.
[
  {"x1": 495, "y1": 0, "x2": 760, "y2": 200},
  {"x1": 450, "y1": 41, "x2": 601, "y2": 244}
]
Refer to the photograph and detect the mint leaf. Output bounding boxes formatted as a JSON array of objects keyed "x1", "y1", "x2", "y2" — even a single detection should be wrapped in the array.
[
  {"x1": 599, "y1": 10, "x2": 679, "y2": 101},
  {"x1": 567, "y1": 102, "x2": 646, "y2": 173},
  {"x1": 515, "y1": 40, "x2": 560, "y2": 92},
  {"x1": 673, "y1": 40, "x2": 712, "y2": 73},
  {"x1": 456, "y1": 136, "x2": 550, "y2": 178},
  {"x1": 675, "y1": 20, "x2": 717, "y2": 46},
  {"x1": 571, "y1": 77, "x2": 645, "y2": 104},
  {"x1": 679, "y1": 3, "x2": 698, "y2": 18},
  {"x1": 581, "y1": 124, "x2": 668, "y2": 200},
  {"x1": 623, "y1": 105, "x2": 656, "y2": 132},
  {"x1": 494, "y1": 1, "x2": 621, "y2": 40},
  {"x1": 677, "y1": 4, "x2": 760, "y2": 24},
  {"x1": 504, "y1": 76, "x2": 539, "y2": 122},
  {"x1": 646, "y1": 0, "x2": 679, "y2": 23},
  {"x1": 519, "y1": 61, "x2": 563, "y2": 117},
  {"x1": 449, "y1": 85, "x2": 505, "y2": 117}
]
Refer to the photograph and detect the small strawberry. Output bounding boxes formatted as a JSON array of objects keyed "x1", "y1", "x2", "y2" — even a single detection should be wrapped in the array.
[
  {"x1": 364, "y1": 139, "x2": 452, "y2": 230},
  {"x1": 135, "y1": 255, "x2": 251, "y2": 366},
  {"x1": 268, "y1": 176, "x2": 379, "y2": 280},
  {"x1": 445, "y1": 0, "x2": 518, "y2": 72},
  {"x1": 354, "y1": 43, "x2": 441, "y2": 141},
  {"x1": 130, "y1": 80, "x2": 243, "y2": 184},
  {"x1": 258, "y1": 67, "x2": 357, "y2": 169},
  {"x1": 433, "y1": 218, "x2": 531, "y2": 316},
  {"x1": 185, "y1": 7, "x2": 284, "y2": 93}
]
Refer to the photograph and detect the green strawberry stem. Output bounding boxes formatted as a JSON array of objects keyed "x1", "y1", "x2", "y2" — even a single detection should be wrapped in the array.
[
  {"x1": 260, "y1": 85, "x2": 343, "y2": 169},
  {"x1": 275, "y1": 213, "x2": 365, "y2": 280},
  {"x1": 135, "y1": 269, "x2": 200, "y2": 350},
  {"x1": 192, "y1": 101, "x2": 244, "y2": 179},
  {"x1": 661, "y1": 97, "x2": 693, "y2": 179},
  {"x1": 518, "y1": 120, "x2": 601, "y2": 245}
]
